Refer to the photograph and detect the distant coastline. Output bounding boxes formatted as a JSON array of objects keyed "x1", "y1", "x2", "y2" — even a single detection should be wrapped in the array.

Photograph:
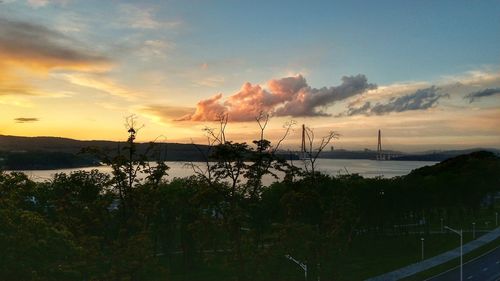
[{"x1": 1, "y1": 134, "x2": 498, "y2": 170}]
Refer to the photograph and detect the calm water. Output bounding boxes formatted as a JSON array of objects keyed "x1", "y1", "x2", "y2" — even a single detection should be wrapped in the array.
[{"x1": 13, "y1": 159, "x2": 437, "y2": 184}]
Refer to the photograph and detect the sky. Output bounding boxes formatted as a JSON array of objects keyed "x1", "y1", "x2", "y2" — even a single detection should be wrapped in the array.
[{"x1": 0, "y1": 0, "x2": 499, "y2": 152}]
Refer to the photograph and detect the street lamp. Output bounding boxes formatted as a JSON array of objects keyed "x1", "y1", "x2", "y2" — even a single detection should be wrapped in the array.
[
  {"x1": 285, "y1": 254, "x2": 307, "y2": 281},
  {"x1": 421, "y1": 237, "x2": 425, "y2": 260},
  {"x1": 445, "y1": 226, "x2": 463, "y2": 281},
  {"x1": 472, "y1": 222, "x2": 476, "y2": 239}
]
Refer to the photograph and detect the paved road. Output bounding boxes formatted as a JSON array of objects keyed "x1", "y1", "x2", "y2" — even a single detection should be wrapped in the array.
[
  {"x1": 366, "y1": 228, "x2": 500, "y2": 281},
  {"x1": 426, "y1": 246, "x2": 500, "y2": 281}
]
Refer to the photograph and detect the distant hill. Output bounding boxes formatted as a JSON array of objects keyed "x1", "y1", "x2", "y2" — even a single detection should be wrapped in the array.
[
  {"x1": 0, "y1": 135, "x2": 210, "y2": 170},
  {"x1": 390, "y1": 148, "x2": 500, "y2": 161},
  {"x1": 406, "y1": 150, "x2": 500, "y2": 177},
  {"x1": 402, "y1": 151, "x2": 500, "y2": 206},
  {"x1": 0, "y1": 134, "x2": 206, "y2": 156},
  {"x1": 1, "y1": 134, "x2": 499, "y2": 169},
  {"x1": 318, "y1": 147, "x2": 500, "y2": 161}
]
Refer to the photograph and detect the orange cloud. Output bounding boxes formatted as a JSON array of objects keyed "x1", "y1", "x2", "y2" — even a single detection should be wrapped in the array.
[
  {"x1": 177, "y1": 93, "x2": 226, "y2": 121},
  {"x1": 177, "y1": 74, "x2": 376, "y2": 122}
]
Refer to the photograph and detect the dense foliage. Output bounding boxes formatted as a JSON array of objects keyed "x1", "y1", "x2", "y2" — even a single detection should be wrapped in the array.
[{"x1": 0, "y1": 125, "x2": 499, "y2": 281}]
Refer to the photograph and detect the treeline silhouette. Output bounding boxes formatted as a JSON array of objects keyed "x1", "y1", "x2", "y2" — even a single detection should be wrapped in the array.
[{"x1": 0, "y1": 117, "x2": 499, "y2": 281}]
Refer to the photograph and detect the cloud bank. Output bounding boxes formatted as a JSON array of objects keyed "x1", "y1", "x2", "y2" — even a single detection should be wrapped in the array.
[
  {"x1": 0, "y1": 17, "x2": 110, "y2": 71},
  {"x1": 177, "y1": 74, "x2": 376, "y2": 122},
  {"x1": 465, "y1": 88, "x2": 500, "y2": 103},
  {"x1": 0, "y1": 17, "x2": 121, "y2": 100},
  {"x1": 342, "y1": 86, "x2": 448, "y2": 116}
]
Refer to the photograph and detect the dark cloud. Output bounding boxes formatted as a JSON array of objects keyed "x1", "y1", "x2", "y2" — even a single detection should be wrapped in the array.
[
  {"x1": 341, "y1": 86, "x2": 448, "y2": 116},
  {"x1": 465, "y1": 88, "x2": 500, "y2": 103},
  {"x1": 178, "y1": 74, "x2": 376, "y2": 122},
  {"x1": 0, "y1": 17, "x2": 110, "y2": 69},
  {"x1": 274, "y1": 74, "x2": 377, "y2": 117},
  {"x1": 341, "y1": 101, "x2": 372, "y2": 117},
  {"x1": 14, "y1": 117, "x2": 39, "y2": 123}
]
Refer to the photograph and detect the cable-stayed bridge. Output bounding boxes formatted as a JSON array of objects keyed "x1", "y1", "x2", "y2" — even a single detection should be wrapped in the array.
[{"x1": 376, "y1": 129, "x2": 403, "y2": 160}]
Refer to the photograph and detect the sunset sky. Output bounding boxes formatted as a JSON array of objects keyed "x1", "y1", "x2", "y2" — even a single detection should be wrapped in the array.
[{"x1": 0, "y1": 0, "x2": 499, "y2": 151}]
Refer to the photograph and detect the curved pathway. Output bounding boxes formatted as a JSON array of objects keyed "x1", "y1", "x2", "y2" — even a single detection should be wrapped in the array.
[
  {"x1": 365, "y1": 227, "x2": 500, "y2": 281},
  {"x1": 426, "y1": 246, "x2": 500, "y2": 281}
]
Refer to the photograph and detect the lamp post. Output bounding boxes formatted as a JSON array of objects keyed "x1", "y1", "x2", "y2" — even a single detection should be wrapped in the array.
[
  {"x1": 445, "y1": 226, "x2": 462, "y2": 281},
  {"x1": 472, "y1": 222, "x2": 476, "y2": 239},
  {"x1": 421, "y1": 237, "x2": 425, "y2": 260},
  {"x1": 285, "y1": 254, "x2": 307, "y2": 281}
]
